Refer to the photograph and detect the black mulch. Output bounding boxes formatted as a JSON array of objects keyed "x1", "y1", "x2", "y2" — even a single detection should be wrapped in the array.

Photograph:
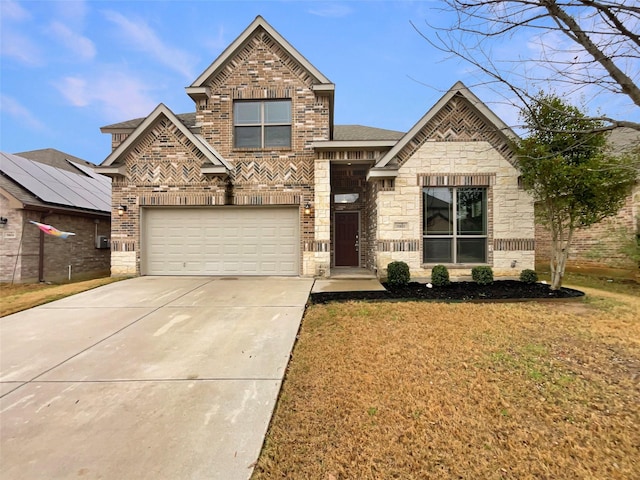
[{"x1": 310, "y1": 280, "x2": 585, "y2": 304}]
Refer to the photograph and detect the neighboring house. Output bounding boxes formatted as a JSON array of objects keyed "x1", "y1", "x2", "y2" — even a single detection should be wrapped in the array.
[
  {"x1": 535, "y1": 128, "x2": 640, "y2": 270},
  {"x1": 97, "y1": 16, "x2": 534, "y2": 279},
  {"x1": 0, "y1": 149, "x2": 111, "y2": 283}
]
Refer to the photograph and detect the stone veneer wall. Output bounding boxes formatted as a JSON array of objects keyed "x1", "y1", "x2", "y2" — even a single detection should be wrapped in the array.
[
  {"x1": 109, "y1": 29, "x2": 330, "y2": 277},
  {"x1": 376, "y1": 141, "x2": 535, "y2": 278},
  {"x1": 0, "y1": 196, "x2": 110, "y2": 283},
  {"x1": 310, "y1": 158, "x2": 330, "y2": 276},
  {"x1": 535, "y1": 185, "x2": 639, "y2": 269}
]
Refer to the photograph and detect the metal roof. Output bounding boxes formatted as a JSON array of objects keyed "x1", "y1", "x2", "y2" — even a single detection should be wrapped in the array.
[{"x1": 0, "y1": 151, "x2": 111, "y2": 213}]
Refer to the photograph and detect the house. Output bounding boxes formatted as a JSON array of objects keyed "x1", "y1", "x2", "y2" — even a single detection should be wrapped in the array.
[
  {"x1": 97, "y1": 16, "x2": 534, "y2": 279},
  {"x1": 535, "y1": 127, "x2": 640, "y2": 271},
  {"x1": 0, "y1": 149, "x2": 111, "y2": 283}
]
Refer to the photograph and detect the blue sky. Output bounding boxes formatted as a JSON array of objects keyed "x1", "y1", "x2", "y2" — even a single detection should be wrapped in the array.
[{"x1": 1, "y1": 0, "x2": 638, "y2": 164}]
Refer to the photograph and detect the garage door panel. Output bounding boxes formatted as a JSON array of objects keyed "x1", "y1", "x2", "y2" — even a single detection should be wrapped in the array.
[{"x1": 143, "y1": 207, "x2": 299, "y2": 275}]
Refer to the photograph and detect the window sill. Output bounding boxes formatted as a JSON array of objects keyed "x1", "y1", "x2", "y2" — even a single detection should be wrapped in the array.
[
  {"x1": 233, "y1": 147, "x2": 292, "y2": 153},
  {"x1": 421, "y1": 263, "x2": 490, "y2": 268}
]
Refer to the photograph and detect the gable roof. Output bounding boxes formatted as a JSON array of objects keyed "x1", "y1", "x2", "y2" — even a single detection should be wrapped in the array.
[
  {"x1": 186, "y1": 16, "x2": 333, "y2": 99},
  {"x1": 374, "y1": 81, "x2": 518, "y2": 171},
  {"x1": 98, "y1": 104, "x2": 230, "y2": 175},
  {"x1": 0, "y1": 151, "x2": 111, "y2": 215}
]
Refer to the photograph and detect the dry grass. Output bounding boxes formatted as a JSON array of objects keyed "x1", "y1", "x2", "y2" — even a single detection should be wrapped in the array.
[
  {"x1": 253, "y1": 292, "x2": 640, "y2": 479},
  {"x1": 0, "y1": 277, "x2": 126, "y2": 317}
]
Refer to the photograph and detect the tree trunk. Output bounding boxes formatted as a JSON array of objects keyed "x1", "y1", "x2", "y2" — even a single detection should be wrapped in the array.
[{"x1": 549, "y1": 225, "x2": 574, "y2": 290}]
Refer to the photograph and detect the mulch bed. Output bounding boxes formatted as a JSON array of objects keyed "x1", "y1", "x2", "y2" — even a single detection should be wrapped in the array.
[{"x1": 310, "y1": 280, "x2": 584, "y2": 304}]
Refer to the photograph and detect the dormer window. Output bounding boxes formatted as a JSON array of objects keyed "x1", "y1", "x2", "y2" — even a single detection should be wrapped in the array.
[{"x1": 234, "y1": 100, "x2": 291, "y2": 148}]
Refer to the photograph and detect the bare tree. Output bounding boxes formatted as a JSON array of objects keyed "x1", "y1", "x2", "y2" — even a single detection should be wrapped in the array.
[{"x1": 417, "y1": 0, "x2": 640, "y2": 131}]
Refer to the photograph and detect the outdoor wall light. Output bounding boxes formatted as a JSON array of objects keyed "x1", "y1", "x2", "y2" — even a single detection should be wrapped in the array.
[
  {"x1": 304, "y1": 202, "x2": 311, "y2": 215},
  {"x1": 117, "y1": 205, "x2": 127, "y2": 216},
  {"x1": 0, "y1": 217, "x2": 7, "y2": 226}
]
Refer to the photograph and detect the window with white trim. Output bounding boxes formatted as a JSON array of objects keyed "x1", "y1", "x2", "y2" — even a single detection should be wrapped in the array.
[
  {"x1": 233, "y1": 100, "x2": 291, "y2": 148},
  {"x1": 423, "y1": 187, "x2": 487, "y2": 263}
]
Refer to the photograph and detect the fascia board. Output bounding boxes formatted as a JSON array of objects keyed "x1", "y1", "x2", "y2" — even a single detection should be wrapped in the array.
[
  {"x1": 99, "y1": 127, "x2": 136, "y2": 134},
  {"x1": 95, "y1": 165, "x2": 126, "y2": 176},
  {"x1": 312, "y1": 140, "x2": 398, "y2": 149},
  {"x1": 312, "y1": 84, "x2": 335, "y2": 93},
  {"x1": 366, "y1": 168, "x2": 399, "y2": 180},
  {"x1": 201, "y1": 165, "x2": 229, "y2": 175}
]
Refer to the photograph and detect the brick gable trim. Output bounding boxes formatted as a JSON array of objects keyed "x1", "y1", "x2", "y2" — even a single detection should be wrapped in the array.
[
  {"x1": 375, "y1": 81, "x2": 519, "y2": 170},
  {"x1": 98, "y1": 104, "x2": 230, "y2": 176},
  {"x1": 187, "y1": 16, "x2": 333, "y2": 96}
]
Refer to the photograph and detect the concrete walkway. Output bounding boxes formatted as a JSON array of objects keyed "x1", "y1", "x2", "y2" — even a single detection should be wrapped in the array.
[{"x1": 0, "y1": 276, "x2": 313, "y2": 480}]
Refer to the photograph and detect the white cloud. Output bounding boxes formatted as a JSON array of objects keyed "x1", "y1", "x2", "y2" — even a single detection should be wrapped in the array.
[
  {"x1": 204, "y1": 25, "x2": 227, "y2": 54},
  {"x1": 0, "y1": 0, "x2": 31, "y2": 22},
  {"x1": 55, "y1": 71, "x2": 158, "y2": 121},
  {"x1": 53, "y1": 0, "x2": 89, "y2": 25},
  {"x1": 102, "y1": 10, "x2": 197, "y2": 80},
  {"x1": 47, "y1": 21, "x2": 96, "y2": 60},
  {"x1": 0, "y1": 29, "x2": 43, "y2": 66},
  {"x1": 308, "y1": 3, "x2": 353, "y2": 17},
  {"x1": 0, "y1": 94, "x2": 48, "y2": 131}
]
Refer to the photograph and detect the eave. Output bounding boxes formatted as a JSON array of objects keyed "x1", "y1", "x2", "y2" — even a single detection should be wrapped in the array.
[
  {"x1": 366, "y1": 168, "x2": 399, "y2": 180},
  {"x1": 312, "y1": 140, "x2": 398, "y2": 149}
]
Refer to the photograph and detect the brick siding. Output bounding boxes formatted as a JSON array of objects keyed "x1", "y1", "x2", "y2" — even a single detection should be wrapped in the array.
[
  {"x1": 535, "y1": 185, "x2": 639, "y2": 269},
  {"x1": 1, "y1": 195, "x2": 110, "y2": 283},
  {"x1": 109, "y1": 28, "x2": 329, "y2": 276}
]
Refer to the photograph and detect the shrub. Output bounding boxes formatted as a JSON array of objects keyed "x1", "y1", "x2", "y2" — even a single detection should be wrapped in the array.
[
  {"x1": 472, "y1": 266, "x2": 494, "y2": 285},
  {"x1": 431, "y1": 264, "x2": 450, "y2": 287},
  {"x1": 387, "y1": 261, "x2": 410, "y2": 286},
  {"x1": 519, "y1": 269, "x2": 538, "y2": 284}
]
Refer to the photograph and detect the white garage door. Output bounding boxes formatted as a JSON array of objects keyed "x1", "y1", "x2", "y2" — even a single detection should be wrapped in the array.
[{"x1": 142, "y1": 207, "x2": 299, "y2": 276}]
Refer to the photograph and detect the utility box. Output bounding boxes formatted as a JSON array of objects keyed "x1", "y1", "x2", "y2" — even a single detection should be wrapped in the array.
[{"x1": 96, "y1": 235, "x2": 109, "y2": 249}]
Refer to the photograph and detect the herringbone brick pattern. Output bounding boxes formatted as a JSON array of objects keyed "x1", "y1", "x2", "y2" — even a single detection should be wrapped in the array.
[{"x1": 396, "y1": 93, "x2": 515, "y2": 167}]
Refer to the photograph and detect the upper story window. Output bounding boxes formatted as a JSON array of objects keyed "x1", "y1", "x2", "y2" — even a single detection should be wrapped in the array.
[{"x1": 234, "y1": 100, "x2": 291, "y2": 148}]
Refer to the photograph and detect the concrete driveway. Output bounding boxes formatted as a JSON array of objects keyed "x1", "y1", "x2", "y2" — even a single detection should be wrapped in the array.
[{"x1": 0, "y1": 276, "x2": 313, "y2": 479}]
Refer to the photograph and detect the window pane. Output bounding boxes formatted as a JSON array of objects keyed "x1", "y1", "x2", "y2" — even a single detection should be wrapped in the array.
[
  {"x1": 457, "y1": 188, "x2": 486, "y2": 235},
  {"x1": 234, "y1": 102, "x2": 261, "y2": 124},
  {"x1": 334, "y1": 193, "x2": 359, "y2": 204},
  {"x1": 424, "y1": 238, "x2": 452, "y2": 263},
  {"x1": 457, "y1": 238, "x2": 486, "y2": 263},
  {"x1": 424, "y1": 188, "x2": 452, "y2": 235},
  {"x1": 265, "y1": 101, "x2": 291, "y2": 124},
  {"x1": 265, "y1": 125, "x2": 291, "y2": 147},
  {"x1": 235, "y1": 126, "x2": 261, "y2": 147}
]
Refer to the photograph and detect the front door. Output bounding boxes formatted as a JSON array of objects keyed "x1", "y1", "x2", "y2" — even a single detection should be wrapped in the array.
[{"x1": 335, "y1": 212, "x2": 359, "y2": 266}]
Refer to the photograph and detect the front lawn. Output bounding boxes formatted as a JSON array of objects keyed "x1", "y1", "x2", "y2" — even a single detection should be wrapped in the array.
[{"x1": 252, "y1": 288, "x2": 639, "y2": 479}]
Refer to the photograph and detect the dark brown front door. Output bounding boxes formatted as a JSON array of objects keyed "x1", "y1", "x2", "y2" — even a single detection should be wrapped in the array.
[{"x1": 335, "y1": 212, "x2": 359, "y2": 266}]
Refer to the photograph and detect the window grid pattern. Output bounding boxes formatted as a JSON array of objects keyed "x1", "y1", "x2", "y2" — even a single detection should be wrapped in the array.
[
  {"x1": 234, "y1": 100, "x2": 291, "y2": 149},
  {"x1": 423, "y1": 186, "x2": 488, "y2": 264}
]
